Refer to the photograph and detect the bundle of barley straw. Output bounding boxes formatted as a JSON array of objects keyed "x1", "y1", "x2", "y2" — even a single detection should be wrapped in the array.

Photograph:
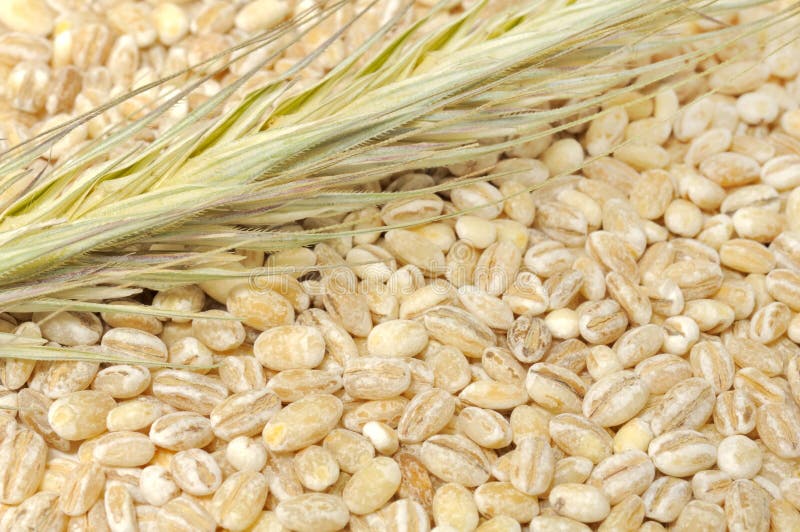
[{"x1": 2, "y1": 0, "x2": 800, "y2": 530}]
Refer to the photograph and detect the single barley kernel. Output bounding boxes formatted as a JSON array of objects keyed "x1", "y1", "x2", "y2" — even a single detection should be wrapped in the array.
[
  {"x1": 475, "y1": 240, "x2": 523, "y2": 296},
  {"x1": 756, "y1": 402, "x2": 800, "y2": 458},
  {"x1": 662, "y1": 316, "x2": 700, "y2": 355},
  {"x1": 236, "y1": 0, "x2": 291, "y2": 32},
  {"x1": 35, "y1": 311, "x2": 102, "y2": 346},
  {"x1": 153, "y1": 285, "x2": 205, "y2": 322},
  {"x1": 92, "y1": 431, "x2": 155, "y2": 468},
  {"x1": 540, "y1": 137, "x2": 584, "y2": 175},
  {"x1": 170, "y1": 448, "x2": 222, "y2": 496},
  {"x1": 571, "y1": 257, "x2": 605, "y2": 302},
  {"x1": 549, "y1": 413, "x2": 612, "y2": 464},
  {"x1": 342, "y1": 456, "x2": 400, "y2": 514},
  {"x1": 139, "y1": 465, "x2": 180, "y2": 507},
  {"x1": 456, "y1": 406, "x2": 512, "y2": 450},
  {"x1": 510, "y1": 436, "x2": 555, "y2": 496},
  {"x1": 262, "y1": 394, "x2": 343, "y2": 452},
  {"x1": 91, "y1": 364, "x2": 151, "y2": 399},
  {"x1": 553, "y1": 456, "x2": 594, "y2": 487},
  {"x1": 0, "y1": 423, "x2": 47, "y2": 505},
  {"x1": 605, "y1": 271, "x2": 652, "y2": 325},
  {"x1": 523, "y1": 240, "x2": 575, "y2": 278},
  {"x1": 689, "y1": 340, "x2": 735, "y2": 393},
  {"x1": 735, "y1": 367, "x2": 785, "y2": 406},
  {"x1": 548, "y1": 483, "x2": 610, "y2": 523},
  {"x1": 191, "y1": 309, "x2": 246, "y2": 351},
  {"x1": 48, "y1": 390, "x2": 115, "y2": 441},
  {"x1": 765, "y1": 269, "x2": 800, "y2": 311},
  {"x1": 275, "y1": 493, "x2": 349, "y2": 532},
  {"x1": 342, "y1": 396, "x2": 408, "y2": 432},
  {"x1": 100, "y1": 302, "x2": 163, "y2": 335},
  {"x1": 673, "y1": 98, "x2": 714, "y2": 141},
  {"x1": 342, "y1": 357, "x2": 411, "y2": 400},
  {"x1": 725, "y1": 479, "x2": 770, "y2": 532},
  {"x1": 685, "y1": 128, "x2": 732, "y2": 167},
  {"x1": 156, "y1": 494, "x2": 216, "y2": 532},
  {"x1": 535, "y1": 200, "x2": 588, "y2": 247},
  {"x1": 362, "y1": 421, "x2": 399, "y2": 456},
  {"x1": 770, "y1": 498, "x2": 800, "y2": 531},
  {"x1": 9, "y1": 491, "x2": 67, "y2": 531},
  {"x1": 421, "y1": 434, "x2": 490, "y2": 487},
  {"x1": 101, "y1": 327, "x2": 169, "y2": 363},
  {"x1": 16, "y1": 388, "x2": 69, "y2": 452},
  {"x1": 433, "y1": 483, "x2": 479, "y2": 532},
  {"x1": 586, "y1": 345, "x2": 623, "y2": 381},
  {"x1": 582, "y1": 370, "x2": 649, "y2": 427},
  {"x1": 664, "y1": 199, "x2": 704, "y2": 237},
  {"x1": 167, "y1": 337, "x2": 214, "y2": 372},
  {"x1": 673, "y1": 500, "x2": 726, "y2": 532},
  {"x1": 489, "y1": 157, "x2": 547, "y2": 187},
  {"x1": 749, "y1": 301, "x2": 791, "y2": 343},
  {"x1": 761, "y1": 154, "x2": 800, "y2": 191},
  {"x1": 253, "y1": 325, "x2": 325, "y2": 371},
  {"x1": 613, "y1": 143, "x2": 670, "y2": 171},
  {"x1": 650, "y1": 378, "x2": 714, "y2": 435},
  {"x1": 28, "y1": 359, "x2": 99, "y2": 401},
  {"x1": 267, "y1": 368, "x2": 343, "y2": 403},
  {"x1": 291, "y1": 445, "x2": 339, "y2": 492},
  {"x1": 423, "y1": 344, "x2": 470, "y2": 393},
  {"x1": 714, "y1": 389, "x2": 757, "y2": 437},
  {"x1": 544, "y1": 337, "x2": 589, "y2": 374},
  {"x1": 597, "y1": 494, "x2": 646, "y2": 532},
  {"x1": 577, "y1": 299, "x2": 629, "y2": 345},
  {"x1": 613, "y1": 324, "x2": 664, "y2": 368},
  {"x1": 422, "y1": 305, "x2": 495, "y2": 358},
  {"x1": 588, "y1": 450, "x2": 655, "y2": 504},
  {"x1": 543, "y1": 308, "x2": 579, "y2": 339},
  {"x1": 525, "y1": 363, "x2": 586, "y2": 414},
  {"x1": 104, "y1": 481, "x2": 137, "y2": 532},
  {"x1": 458, "y1": 286, "x2": 515, "y2": 330},
  {"x1": 0, "y1": 425, "x2": 47, "y2": 505},
  {"x1": 105, "y1": 396, "x2": 167, "y2": 433},
  {"x1": 613, "y1": 418, "x2": 654, "y2": 453},
  {"x1": 149, "y1": 411, "x2": 214, "y2": 452},
  {"x1": 210, "y1": 470, "x2": 268, "y2": 531},
  {"x1": 210, "y1": 388, "x2": 281, "y2": 441},
  {"x1": 642, "y1": 476, "x2": 692, "y2": 523},
  {"x1": 715, "y1": 434, "x2": 762, "y2": 480},
  {"x1": 474, "y1": 481, "x2": 539, "y2": 523},
  {"x1": 500, "y1": 181, "x2": 536, "y2": 228},
  {"x1": 720, "y1": 238, "x2": 776, "y2": 274},
  {"x1": 152, "y1": 369, "x2": 228, "y2": 416},
  {"x1": 683, "y1": 299, "x2": 735, "y2": 333},
  {"x1": 59, "y1": 462, "x2": 105, "y2": 517},
  {"x1": 648, "y1": 429, "x2": 718, "y2": 477},
  {"x1": 509, "y1": 404, "x2": 551, "y2": 445}
]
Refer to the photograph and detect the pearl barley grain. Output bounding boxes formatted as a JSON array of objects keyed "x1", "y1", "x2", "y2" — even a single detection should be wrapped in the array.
[
  {"x1": 226, "y1": 436, "x2": 267, "y2": 472},
  {"x1": 664, "y1": 199, "x2": 703, "y2": 237},
  {"x1": 717, "y1": 435, "x2": 762, "y2": 479},
  {"x1": 542, "y1": 138, "x2": 584, "y2": 176},
  {"x1": 544, "y1": 308, "x2": 579, "y2": 339}
]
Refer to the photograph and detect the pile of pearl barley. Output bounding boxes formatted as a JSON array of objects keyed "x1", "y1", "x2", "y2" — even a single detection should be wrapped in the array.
[{"x1": 5, "y1": 2, "x2": 800, "y2": 532}]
